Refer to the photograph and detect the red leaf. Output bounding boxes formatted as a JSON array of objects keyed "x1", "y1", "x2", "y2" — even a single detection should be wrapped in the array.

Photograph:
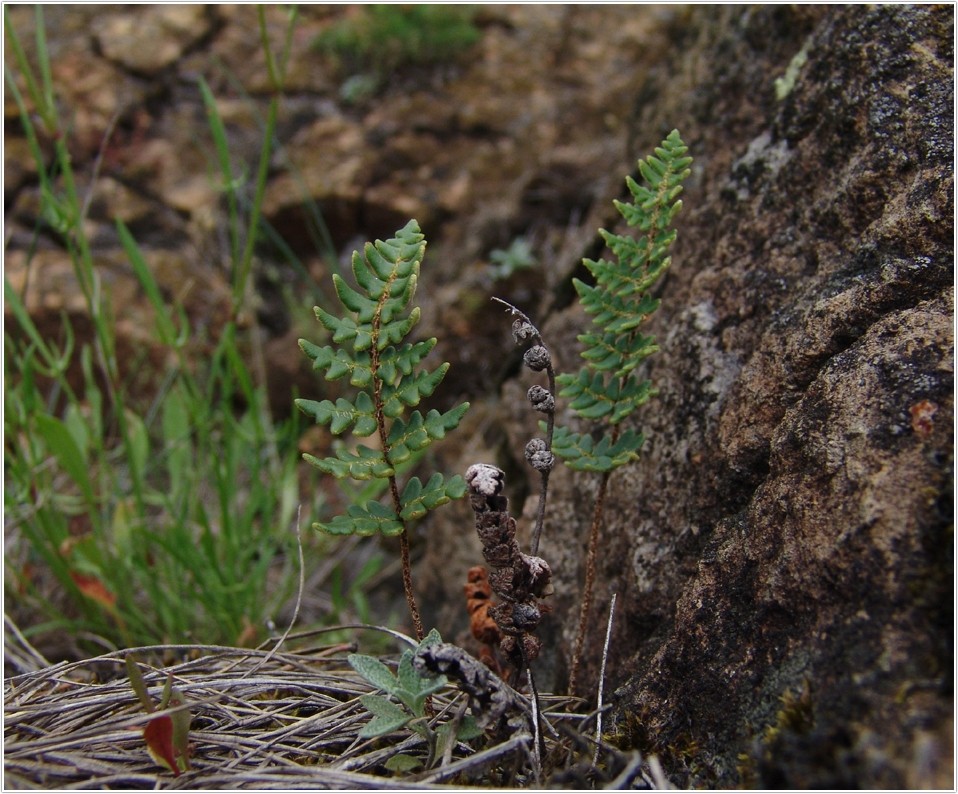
[
  {"x1": 143, "y1": 715, "x2": 180, "y2": 776},
  {"x1": 70, "y1": 571, "x2": 117, "y2": 609}
]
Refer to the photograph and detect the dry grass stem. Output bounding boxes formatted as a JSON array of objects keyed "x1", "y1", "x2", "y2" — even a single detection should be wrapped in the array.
[
  {"x1": 5, "y1": 640, "x2": 591, "y2": 789},
  {"x1": 593, "y1": 591, "x2": 617, "y2": 766}
]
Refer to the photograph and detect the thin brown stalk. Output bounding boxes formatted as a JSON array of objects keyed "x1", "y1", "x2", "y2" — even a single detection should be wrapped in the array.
[
  {"x1": 568, "y1": 468, "x2": 611, "y2": 697},
  {"x1": 398, "y1": 527, "x2": 425, "y2": 641},
  {"x1": 371, "y1": 277, "x2": 424, "y2": 642},
  {"x1": 531, "y1": 344, "x2": 556, "y2": 558}
]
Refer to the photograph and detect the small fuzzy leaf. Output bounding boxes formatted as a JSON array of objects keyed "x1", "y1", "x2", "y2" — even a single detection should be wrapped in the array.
[
  {"x1": 396, "y1": 650, "x2": 421, "y2": 698},
  {"x1": 358, "y1": 694, "x2": 410, "y2": 737},
  {"x1": 418, "y1": 627, "x2": 443, "y2": 649},
  {"x1": 384, "y1": 753, "x2": 423, "y2": 772},
  {"x1": 456, "y1": 714, "x2": 484, "y2": 741},
  {"x1": 411, "y1": 674, "x2": 448, "y2": 705},
  {"x1": 349, "y1": 653, "x2": 398, "y2": 693}
]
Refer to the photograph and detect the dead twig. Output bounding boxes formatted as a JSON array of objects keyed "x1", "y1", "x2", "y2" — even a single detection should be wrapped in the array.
[{"x1": 593, "y1": 591, "x2": 617, "y2": 767}]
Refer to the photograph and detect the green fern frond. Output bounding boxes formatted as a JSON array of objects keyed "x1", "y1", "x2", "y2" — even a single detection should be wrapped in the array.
[
  {"x1": 295, "y1": 392, "x2": 378, "y2": 436},
  {"x1": 302, "y1": 444, "x2": 394, "y2": 481},
  {"x1": 548, "y1": 425, "x2": 646, "y2": 473},
  {"x1": 562, "y1": 130, "x2": 691, "y2": 694},
  {"x1": 380, "y1": 364, "x2": 448, "y2": 415},
  {"x1": 318, "y1": 501, "x2": 405, "y2": 537},
  {"x1": 577, "y1": 328, "x2": 659, "y2": 378},
  {"x1": 554, "y1": 129, "x2": 691, "y2": 472},
  {"x1": 399, "y1": 472, "x2": 467, "y2": 521},
  {"x1": 297, "y1": 220, "x2": 469, "y2": 545}
]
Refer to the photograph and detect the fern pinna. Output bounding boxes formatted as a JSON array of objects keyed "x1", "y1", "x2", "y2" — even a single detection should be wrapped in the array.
[
  {"x1": 559, "y1": 130, "x2": 691, "y2": 693},
  {"x1": 296, "y1": 220, "x2": 469, "y2": 640}
]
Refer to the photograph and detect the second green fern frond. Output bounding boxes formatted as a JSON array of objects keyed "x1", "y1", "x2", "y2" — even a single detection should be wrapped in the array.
[{"x1": 553, "y1": 129, "x2": 691, "y2": 473}]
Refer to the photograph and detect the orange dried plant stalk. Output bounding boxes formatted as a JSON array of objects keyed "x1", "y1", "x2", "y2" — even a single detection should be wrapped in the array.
[
  {"x1": 464, "y1": 565, "x2": 505, "y2": 675},
  {"x1": 465, "y1": 566, "x2": 501, "y2": 645}
]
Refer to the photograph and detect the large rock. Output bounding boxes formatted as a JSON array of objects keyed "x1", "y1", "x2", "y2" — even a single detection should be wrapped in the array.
[
  {"x1": 423, "y1": 5, "x2": 953, "y2": 788},
  {"x1": 95, "y1": 6, "x2": 215, "y2": 76}
]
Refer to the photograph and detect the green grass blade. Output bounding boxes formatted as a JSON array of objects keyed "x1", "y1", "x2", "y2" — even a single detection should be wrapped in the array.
[
  {"x1": 33, "y1": 414, "x2": 96, "y2": 506},
  {"x1": 198, "y1": 77, "x2": 241, "y2": 267},
  {"x1": 116, "y1": 220, "x2": 181, "y2": 347}
]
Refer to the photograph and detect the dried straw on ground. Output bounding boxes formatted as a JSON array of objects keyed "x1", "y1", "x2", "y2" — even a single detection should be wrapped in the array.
[{"x1": 5, "y1": 632, "x2": 646, "y2": 790}]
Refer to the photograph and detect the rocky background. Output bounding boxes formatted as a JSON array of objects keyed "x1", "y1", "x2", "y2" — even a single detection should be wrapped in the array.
[{"x1": 5, "y1": 5, "x2": 953, "y2": 789}]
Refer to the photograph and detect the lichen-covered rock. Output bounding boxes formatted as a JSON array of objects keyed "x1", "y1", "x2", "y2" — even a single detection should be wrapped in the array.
[
  {"x1": 561, "y1": 6, "x2": 950, "y2": 788},
  {"x1": 427, "y1": 5, "x2": 953, "y2": 789}
]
